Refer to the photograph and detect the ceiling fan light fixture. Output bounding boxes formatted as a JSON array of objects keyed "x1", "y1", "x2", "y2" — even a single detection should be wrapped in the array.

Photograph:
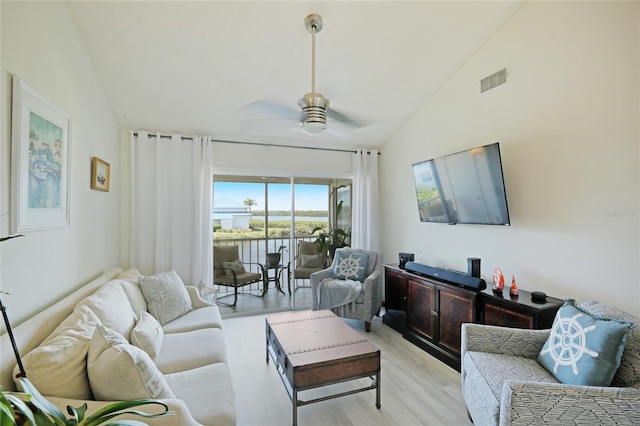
[{"x1": 298, "y1": 92, "x2": 329, "y2": 135}]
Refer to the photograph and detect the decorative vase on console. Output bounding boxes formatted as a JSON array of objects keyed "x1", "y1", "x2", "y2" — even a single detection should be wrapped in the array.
[
  {"x1": 510, "y1": 275, "x2": 519, "y2": 298},
  {"x1": 492, "y1": 267, "x2": 505, "y2": 294}
]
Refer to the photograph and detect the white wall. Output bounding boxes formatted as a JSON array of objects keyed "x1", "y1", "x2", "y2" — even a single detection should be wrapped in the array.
[
  {"x1": 380, "y1": 1, "x2": 640, "y2": 315},
  {"x1": 1, "y1": 1, "x2": 121, "y2": 326}
]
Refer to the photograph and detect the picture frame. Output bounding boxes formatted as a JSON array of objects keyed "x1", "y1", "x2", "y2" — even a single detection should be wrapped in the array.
[
  {"x1": 91, "y1": 157, "x2": 110, "y2": 192},
  {"x1": 11, "y1": 75, "x2": 71, "y2": 233}
]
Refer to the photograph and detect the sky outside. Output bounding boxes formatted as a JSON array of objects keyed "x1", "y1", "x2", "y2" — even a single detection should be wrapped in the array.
[{"x1": 214, "y1": 182, "x2": 328, "y2": 211}]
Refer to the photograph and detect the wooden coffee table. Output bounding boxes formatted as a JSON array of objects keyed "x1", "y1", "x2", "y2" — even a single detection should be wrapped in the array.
[{"x1": 266, "y1": 310, "x2": 381, "y2": 426}]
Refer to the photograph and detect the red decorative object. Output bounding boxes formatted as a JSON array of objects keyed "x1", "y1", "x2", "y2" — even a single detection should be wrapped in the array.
[
  {"x1": 492, "y1": 268, "x2": 505, "y2": 292},
  {"x1": 510, "y1": 275, "x2": 519, "y2": 296}
]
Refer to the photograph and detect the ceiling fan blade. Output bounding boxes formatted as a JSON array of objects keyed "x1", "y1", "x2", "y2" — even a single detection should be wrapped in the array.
[
  {"x1": 327, "y1": 107, "x2": 374, "y2": 129},
  {"x1": 241, "y1": 98, "x2": 298, "y2": 119},
  {"x1": 239, "y1": 117, "x2": 299, "y2": 133}
]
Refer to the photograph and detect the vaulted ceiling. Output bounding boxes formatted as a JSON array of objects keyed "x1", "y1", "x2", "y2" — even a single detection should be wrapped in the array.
[{"x1": 67, "y1": 1, "x2": 524, "y2": 149}]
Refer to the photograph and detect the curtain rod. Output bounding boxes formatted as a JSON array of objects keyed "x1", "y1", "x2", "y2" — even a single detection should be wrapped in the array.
[{"x1": 131, "y1": 132, "x2": 380, "y2": 155}]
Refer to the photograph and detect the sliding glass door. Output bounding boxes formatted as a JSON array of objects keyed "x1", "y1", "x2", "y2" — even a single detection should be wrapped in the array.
[{"x1": 213, "y1": 176, "x2": 351, "y2": 316}]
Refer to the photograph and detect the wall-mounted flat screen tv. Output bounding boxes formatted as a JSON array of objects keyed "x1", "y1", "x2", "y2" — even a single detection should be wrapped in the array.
[{"x1": 412, "y1": 142, "x2": 510, "y2": 225}]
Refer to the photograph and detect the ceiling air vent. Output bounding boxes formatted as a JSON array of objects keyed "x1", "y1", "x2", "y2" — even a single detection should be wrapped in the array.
[{"x1": 480, "y1": 67, "x2": 508, "y2": 93}]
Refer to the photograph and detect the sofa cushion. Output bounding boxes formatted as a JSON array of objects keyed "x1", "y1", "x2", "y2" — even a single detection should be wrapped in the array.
[
  {"x1": 75, "y1": 281, "x2": 137, "y2": 340},
  {"x1": 333, "y1": 251, "x2": 369, "y2": 281},
  {"x1": 14, "y1": 305, "x2": 100, "y2": 399},
  {"x1": 538, "y1": 300, "x2": 632, "y2": 386},
  {"x1": 131, "y1": 311, "x2": 164, "y2": 360},
  {"x1": 579, "y1": 300, "x2": 640, "y2": 387},
  {"x1": 116, "y1": 268, "x2": 147, "y2": 313},
  {"x1": 88, "y1": 324, "x2": 175, "y2": 400},
  {"x1": 164, "y1": 363, "x2": 236, "y2": 426},
  {"x1": 162, "y1": 306, "x2": 223, "y2": 334},
  {"x1": 155, "y1": 328, "x2": 227, "y2": 374},
  {"x1": 138, "y1": 270, "x2": 192, "y2": 325}
]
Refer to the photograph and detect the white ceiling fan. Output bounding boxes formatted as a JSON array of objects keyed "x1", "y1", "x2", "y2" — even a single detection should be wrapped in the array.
[{"x1": 241, "y1": 14, "x2": 368, "y2": 136}]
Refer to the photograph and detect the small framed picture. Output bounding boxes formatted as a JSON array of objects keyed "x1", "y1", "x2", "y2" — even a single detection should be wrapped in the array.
[{"x1": 91, "y1": 157, "x2": 110, "y2": 192}]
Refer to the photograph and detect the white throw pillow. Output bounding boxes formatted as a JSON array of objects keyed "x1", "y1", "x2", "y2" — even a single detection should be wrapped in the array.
[
  {"x1": 131, "y1": 311, "x2": 164, "y2": 360},
  {"x1": 75, "y1": 282, "x2": 137, "y2": 340},
  {"x1": 300, "y1": 254, "x2": 324, "y2": 268},
  {"x1": 14, "y1": 305, "x2": 100, "y2": 399},
  {"x1": 138, "y1": 270, "x2": 192, "y2": 325},
  {"x1": 221, "y1": 260, "x2": 246, "y2": 274},
  {"x1": 88, "y1": 324, "x2": 175, "y2": 400}
]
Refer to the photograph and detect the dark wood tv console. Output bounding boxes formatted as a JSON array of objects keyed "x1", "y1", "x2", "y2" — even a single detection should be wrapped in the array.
[{"x1": 383, "y1": 264, "x2": 563, "y2": 371}]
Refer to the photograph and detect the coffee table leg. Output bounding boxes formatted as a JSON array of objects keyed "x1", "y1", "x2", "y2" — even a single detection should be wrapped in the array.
[
  {"x1": 292, "y1": 388, "x2": 298, "y2": 426},
  {"x1": 376, "y1": 371, "x2": 381, "y2": 409}
]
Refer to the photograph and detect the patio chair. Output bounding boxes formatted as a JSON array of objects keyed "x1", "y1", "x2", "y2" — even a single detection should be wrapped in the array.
[
  {"x1": 213, "y1": 245, "x2": 267, "y2": 306},
  {"x1": 288, "y1": 240, "x2": 328, "y2": 294}
]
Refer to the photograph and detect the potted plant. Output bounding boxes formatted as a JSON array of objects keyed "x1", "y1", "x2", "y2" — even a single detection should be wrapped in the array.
[
  {"x1": 266, "y1": 244, "x2": 287, "y2": 269},
  {"x1": 311, "y1": 227, "x2": 351, "y2": 260},
  {"x1": 1, "y1": 378, "x2": 173, "y2": 425}
]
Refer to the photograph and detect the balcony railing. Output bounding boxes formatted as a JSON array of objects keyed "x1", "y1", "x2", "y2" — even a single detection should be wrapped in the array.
[{"x1": 214, "y1": 235, "x2": 317, "y2": 296}]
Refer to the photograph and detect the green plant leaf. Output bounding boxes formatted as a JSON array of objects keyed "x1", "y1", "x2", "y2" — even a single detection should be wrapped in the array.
[
  {"x1": 81, "y1": 400, "x2": 173, "y2": 426},
  {"x1": 2, "y1": 392, "x2": 37, "y2": 425},
  {"x1": 66, "y1": 402, "x2": 88, "y2": 422},
  {"x1": 18, "y1": 378, "x2": 67, "y2": 424}
]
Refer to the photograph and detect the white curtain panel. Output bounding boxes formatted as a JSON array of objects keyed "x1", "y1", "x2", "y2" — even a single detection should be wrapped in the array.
[
  {"x1": 129, "y1": 131, "x2": 213, "y2": 285},
  {"x1": 351, "y1": 149, "x2": 380, "y2": 251}
]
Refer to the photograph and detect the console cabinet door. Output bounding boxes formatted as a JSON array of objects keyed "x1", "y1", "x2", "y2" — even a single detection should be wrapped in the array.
[
  {"x1": 385, "y1": 268, "x2": 408, "y2": 312},
  {"x1": 438, "y1": 286, "x2": 476, "y2": 356},
  {"x1": 407, "y1": 278, "x2": 435, "y2": 339}
]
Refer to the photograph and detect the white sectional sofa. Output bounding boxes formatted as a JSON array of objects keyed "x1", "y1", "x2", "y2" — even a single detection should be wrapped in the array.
[{"x1": 0, "y1": 267, "x2": 236, "y2": 425}]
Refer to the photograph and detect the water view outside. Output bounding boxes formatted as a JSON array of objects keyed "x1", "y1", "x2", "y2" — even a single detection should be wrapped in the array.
[{"x1": 213, "y1": 181, "x2": 333, "y2": 267}]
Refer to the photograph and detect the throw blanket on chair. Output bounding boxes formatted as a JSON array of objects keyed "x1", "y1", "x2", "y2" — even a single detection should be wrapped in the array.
[{"x1": 316, "y1": 278, "x2": 363, "y2": 310}]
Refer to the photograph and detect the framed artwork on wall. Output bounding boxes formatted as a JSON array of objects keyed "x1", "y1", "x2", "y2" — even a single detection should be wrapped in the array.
[
  {"x1": 91, "y1": 157, "x2": 110, "y2": 192},
  {"x1": 11, "y1": 75, "x2": 71, "y2": 233}
]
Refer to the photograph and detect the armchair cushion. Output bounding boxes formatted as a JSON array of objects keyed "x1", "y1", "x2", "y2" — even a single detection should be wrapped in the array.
[
  {"x1": 300, "y1": 254, "x2": 324, "y2": 268},
  {"x1": 222, "y1": 260, "x2": 245, "y2": 274},
  {"x1": 538, "y1": 300, "x2": 632, "y2": 386},
  {"x1": 579, "y1": 300, "x2": 640, "y2": 387},
  {"x1": 332, "y1": 251, "x2": 369, "y2": 281},
  {"x1": 295, "y1": 241, "x2": 326, "y2": 268}
]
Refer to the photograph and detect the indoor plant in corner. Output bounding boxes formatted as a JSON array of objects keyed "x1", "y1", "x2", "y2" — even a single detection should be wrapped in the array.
[
  {"x1": 0, "y1": 234, "x2": 173, "y2": 426},
  {"x1": 311, "y1": 227, "x2": 351, "y2": 260}
]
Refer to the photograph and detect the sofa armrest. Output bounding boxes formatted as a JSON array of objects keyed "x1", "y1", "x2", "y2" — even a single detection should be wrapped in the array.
[
  {"x1": 185, "y1": 286, "x2": 216, "y2": 308},
  {"x1": 44, "y1": 396, "x2": 202, "y2": 426},
  {"x1": 461, "y1": 323, "x2": 550, "y2": 358},
  {"x1": 500, "y1": 381, "x2": 640, "y2": 425}
]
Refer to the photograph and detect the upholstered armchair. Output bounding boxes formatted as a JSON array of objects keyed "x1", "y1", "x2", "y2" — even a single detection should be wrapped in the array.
[
  {"x1": 460, "y1": 300, "x2": 640, "y2": 425},
  {"x1": 310, "y1": 247, "x2": 383, "y2": 332},
  {"x1": 213, "y1": 245, "x2": 267, "y2": 306},
  {"x1": 288, "y1": 240, "x2": 328, "y2": 293}
]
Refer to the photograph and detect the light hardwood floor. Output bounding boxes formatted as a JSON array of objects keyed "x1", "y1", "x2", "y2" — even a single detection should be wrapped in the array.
[{"x1": 223, "y1": 308, "x2": 472, "y2": 426}]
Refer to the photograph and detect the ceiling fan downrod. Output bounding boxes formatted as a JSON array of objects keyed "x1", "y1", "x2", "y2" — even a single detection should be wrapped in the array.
[{"x1": 299, "y1": 13, "x2": 329, "y2": 135}]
